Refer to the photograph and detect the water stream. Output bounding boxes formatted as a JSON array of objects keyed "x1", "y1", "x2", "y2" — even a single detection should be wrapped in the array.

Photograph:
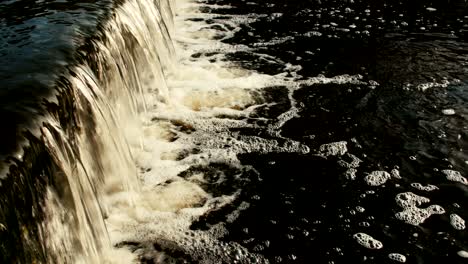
[{"x1": 1, "y1": 0, "x2": 467, "y2": 263}]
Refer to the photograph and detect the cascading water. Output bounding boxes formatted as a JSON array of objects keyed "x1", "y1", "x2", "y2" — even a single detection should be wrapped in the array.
[
  {"x1": 0, "y1": 0, "x2": 176, "y2": 262},
  {"x1": 42, "y1": 0, "x2": 182, "y2": 260}
]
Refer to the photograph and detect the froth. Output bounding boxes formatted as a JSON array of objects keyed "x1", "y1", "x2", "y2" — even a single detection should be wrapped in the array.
[
  {"x1": 103, "y1": 0, "x2": 318, "y2": 261},
  {"x1": 319, "y1": 141, "x2": 348, "y2": 156},
  {"x1": 441, "y1": 170, "x2": 467, "y2": 185},
  {"x1": 103, "y1": 0, "x2": 399, "y2": 261},
  {"x1": 388, "y1": 253, "x2": 407, "y2": 263},
  {"x1": 449, "y1": 214, "x2": 466, "y2": 230},
  {"x1": 394, "y1": 192, "x2": 445, "y2": 226},
  {"x1": 364, "y1": 171, "x2": 391, "y2": 186},
  {"x1": 353, "y1": 233, "x2": 383, "y2": 249},
  {"x1": 410, "y1": 183, "x2": 439, "y2": 192}
]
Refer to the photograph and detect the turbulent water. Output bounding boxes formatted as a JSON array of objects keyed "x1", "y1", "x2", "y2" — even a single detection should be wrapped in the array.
[{"x1": 1, "y1": 0, "x2": 468, "y2": 263}]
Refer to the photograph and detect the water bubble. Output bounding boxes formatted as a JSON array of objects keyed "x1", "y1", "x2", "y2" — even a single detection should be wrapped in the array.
[
  {"x1": 450, "y1": 214, "x2": 466, "y2": 230},
  {"x1": 388, "y1": 253, "x2": 407, "y2": 263},
  {"x1": 353, "y1": 233, "x2": 383, "y2": 249},
  {"x1": 359, "y1": 222, "x2": 370, "y2": 227},
  {"x1": 441, "y1": 170, "x2": 467, "y2": 185},
  {"x1": 319, "y1": 141, "x2": 347, "y2": 156},
  {"x1": 410, "y1": 183, "x2": 438, "y2": 191},
  {"x1": 356, "y1": 206, "x2": 365, "y2": 213},
  {"x1": 442, "y1": 109, "x2": 456, "y2": 115},
  {"x1": 364, "y1": 171, "x2": 391, "y2": 186}
]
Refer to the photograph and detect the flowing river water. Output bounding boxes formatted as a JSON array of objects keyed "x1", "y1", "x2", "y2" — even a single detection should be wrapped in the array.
[{"x1": 0, "y1": 0, "x2": 467, "y2": 263}]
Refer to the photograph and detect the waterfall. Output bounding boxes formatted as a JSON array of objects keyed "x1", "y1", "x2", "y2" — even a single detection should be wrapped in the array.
[{"x1": 0, "y1": 0, "x2": 175, "y2": 262}]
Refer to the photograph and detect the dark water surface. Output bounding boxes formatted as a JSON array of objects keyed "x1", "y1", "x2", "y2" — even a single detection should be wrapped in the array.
[
  {"x1": 183, "y1": 0, "x2": 468, "y2": 263},
  {"x1": 0, "y1": 0, "x2": 114, "y2": 157}
]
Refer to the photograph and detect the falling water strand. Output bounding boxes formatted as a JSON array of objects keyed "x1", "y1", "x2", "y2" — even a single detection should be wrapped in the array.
[{"x1": 34, "y1": 0, "x2": 176, "y2": 262}]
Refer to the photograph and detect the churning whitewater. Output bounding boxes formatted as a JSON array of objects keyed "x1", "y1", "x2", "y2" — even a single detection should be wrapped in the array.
[
  {"x1": 103, "y1": 1, "x2": 377, "y2": 263},
  {"x1": 38, "y1": 0, "x2": 370, "y2": 262}
]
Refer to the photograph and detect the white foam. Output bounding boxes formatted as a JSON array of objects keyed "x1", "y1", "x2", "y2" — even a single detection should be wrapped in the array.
[
  {"x1": 338, "y1": 153, "x2": 362, "y2": 168},
  {"x1": 388, "y1": 253, "x2": 407, "y2": 263},
  {"x1": 95, "y1": 0, "x2": 397, "y2": 261},
  {"x1": 411, "y1": 79, "x2": 452, "y2": 91},
  {"x1": 364, "y1": 171, "x2": 391, "y2": 186},
  {"x1": 441, "y1": 170, "x2": 467, "y2": 185},
  {"x1": 395, "y1": 192, "x2": 445, "y2": 226},
  {"x1": 410, "y1": 183, "x2": 439, "y2": 191},
  {"x1": 319, "y1": 141, "x2": 348, "y2": 156},
  {"x1": 99, "y1": 0, "x2": 339, "y2": 261},
  {"x1": 458, "y1": 250, "x2": 468, "y2": 258},
  {"x1": 356, "y1": 206, "x2": 365, "y2": 213},
  {"x1": 353, "y1": 233, "x2": 383, "y2": 249},
  {"x1": 450, "y1": 214, "x2": 466, "y2": 230},
  {"x1": 345, "y1": 168, "x2": 357, "y2": 180},
  {"x1": 396, "y1": 205, "x2": 445, "y2": 226},
  {"x1": 442, "y1": 109, "x2": 456, "y2": 115},
  {"x1": 395, "y1": 192, "x2": 430, "y2": 208},
  {"x1": 304, "y1": 31, "x2": 323, "y2": 37},
  {"x1": 391, "y1": 169, "x2": 402, "y2": 179}
]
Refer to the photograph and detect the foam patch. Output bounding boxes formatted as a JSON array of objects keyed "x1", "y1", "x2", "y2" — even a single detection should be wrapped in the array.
[
  {"x1": 364, "y1": 171, "x2": 391, "y2": 186},
  {"x1": 441, "y1": 170, "x2": 467, "y2": 185},
  {"x1": 449, "y1": 214, "x2": 466, "y2": 230},
  {"x1": 353, "y1": 233, "x2": 383, "y2": 249},
  {"x1": 388, "y1": 253, "x2": 407, "y2": 263},
  {"x1": 319, "y1": 141, "x2": 348, "y2": 156},
  {"x1": 394, "y1": 192, "x2": 445, "y2": 226},
  {"x1": 410, "y1": 183, "x2": 439, "y2": 192}
]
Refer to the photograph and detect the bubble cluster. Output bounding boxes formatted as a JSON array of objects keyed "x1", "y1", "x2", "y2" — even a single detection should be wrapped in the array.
[
  {"x1": 394, "y1": 192, "x2": 445, "y2": 226},
  {"x1": 364, "y1": 171, "x2": 391, "y2": 186},
  {"x1": 388, "y1": 253, "x2": 407, "y2": 263},
  {"x1": 441, "y1": 170, "x2": 467, "y2": 185},
  {"x1": 356, "y1": 206, "x2": 365, "y2": 213},
  {"x1": 410, "y1": 183, "x2": 439, "y2": 192},
  {"x1": 353, "y1": 233, "x2": 383, "y2": 249},
  {"x1": 345, "y1": 168, "x2": 357, "y2": 180},
  {"x1": 319, "y1": 141, "x2": 348, "y2": 156},
  {"x1": 391, "y1": 168, "x2": 402, "y2": 179},
  {"x1": 441, "y1": 108, "x2": 456, "y2": 115},
  {"x1": 449, "y1": 214, "x2": 466, "y2": 230},
  {"x1": 338, "y1": 153, "x2": 362, "y2": 169},
  {"x1": 102, "y1": 0, "x2": 468, "y2": 262}
]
